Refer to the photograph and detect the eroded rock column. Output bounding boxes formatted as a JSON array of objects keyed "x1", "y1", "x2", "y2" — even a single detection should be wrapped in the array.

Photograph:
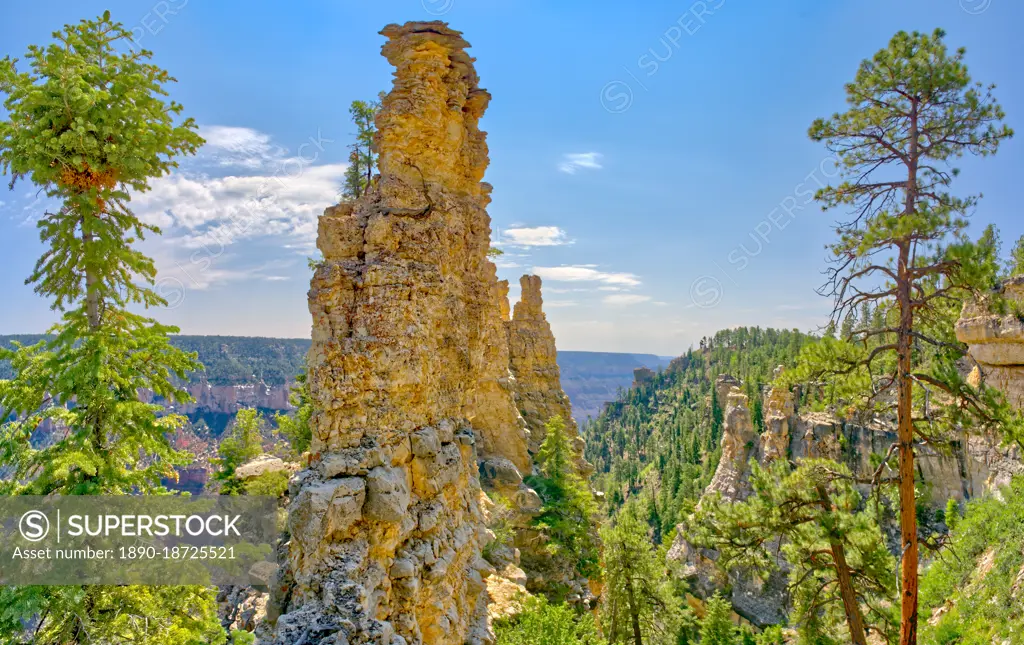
[
  {"x1": 509, "y1": 275, "x2": 592, "y2": 475},
  {"x1": 271, "y1": 21, "x2": 508, "y2": 645}
]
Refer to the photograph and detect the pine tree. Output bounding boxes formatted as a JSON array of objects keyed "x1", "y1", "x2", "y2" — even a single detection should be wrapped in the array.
[
  {"x1": 601, "y1": 511, "x2": 686, "y2": 645},
  {"x1": 0, "y1": 13, "x2": 225, "y2": 643},
  {"x1": 274, "y1": 370, "x2": 313, "y2": 457},
  {"x1": 527, "y1": 416, "x2": 601, "y2": 581},
  {"x1": 341, "y1": 95, "x2": 383, "y2": 200},
  {"x1": 807, "y1": 28, "x2": 1014, "y2": 645},
  {"x1": 1010, "y1": 234, "x2": 1024, "y2": 276},
  {"x1": 214, "y1": 407, "x2": 266, "y2": 494},
  {"x1": 698, "y1": 593, "x2": 735, "y2": 645},
  {"x1": 691, "y1": 460, "x2": 896, "y2": 645}
]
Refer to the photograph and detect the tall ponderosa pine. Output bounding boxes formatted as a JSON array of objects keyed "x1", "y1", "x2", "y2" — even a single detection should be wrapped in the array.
[
  {"x1": 601, "y1": 511, "x2": 686, "y2": 645},
  {"x1": 691, "y1": 460, "x2": 896, "y2": 645},
  {"x1": 0, "y1": 13, "x2": 227, "y2": 643},
  {"x1": 806, "y1": 28, "x2": 1013, "y2": 645}
]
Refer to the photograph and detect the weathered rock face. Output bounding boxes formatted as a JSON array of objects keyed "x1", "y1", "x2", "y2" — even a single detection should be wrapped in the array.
[
  {"x1": 957, "y1": 276, "x2": 1024, "y2": 411},
  {"x1": 469, "y1": 277, "x2": 533, "y2": 475},
  {"x1": 271, "y1": 22, "x2": 509, "y2": 645},
  {"x1": 509, "y1": 275, "x2": 592, "y2": 475},
  {"x1": 760, "y1": 368, "x2": 793, "y2": 464},
  {"x1": 704, "y1": 376, "x2": 755, "y2": 500},
  {"x1": 671, "y1": 367, "x2": 1024, "y2": 627}
]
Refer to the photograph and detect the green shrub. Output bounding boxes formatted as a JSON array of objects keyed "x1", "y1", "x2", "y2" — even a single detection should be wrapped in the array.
[{"x1": 494, "y1": 596, "x2": 604, "y2": 645}]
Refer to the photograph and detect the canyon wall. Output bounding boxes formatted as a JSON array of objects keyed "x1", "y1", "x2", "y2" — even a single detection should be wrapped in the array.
[{"x1": 670, "y1": 358, "x2": 1024, "y2": 626}]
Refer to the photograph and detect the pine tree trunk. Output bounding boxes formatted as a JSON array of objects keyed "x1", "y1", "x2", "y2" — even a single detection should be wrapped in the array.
[
  {"x1": 626, "y1": 575, "x2": 644, "y2": 645},
  {"x1": 897, "y1": 242, "x2": 918, "y2": 645},
  {"x1": 83, "y1": 225, "x2": 101, "y2": 331},
  {"x1": 898, "y1": 99, "x2": 921, "y2": 645},
  {"x1": 817, "y1": 485, "x2": 868, "y2": 645}
]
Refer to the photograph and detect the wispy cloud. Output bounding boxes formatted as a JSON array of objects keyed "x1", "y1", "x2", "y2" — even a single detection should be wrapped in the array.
[
  {"x1": 533, "y1": 265, "x2": 641, "y2": 288},
  {"x1": 546, "y1": 301, "x2": 578, "y2": 308},
  {"x1": 603, "y1": 294, "x2": 651, "y2": 306},
  {"x1": 499, "y1": 226, "x2": 572, "y2": 247},
  {"x1": 558, "y1": 152, "x2": 603, "y2": 174},
  {"x1": 198, "y1": 125, "x2": 285, "y2": 169}
]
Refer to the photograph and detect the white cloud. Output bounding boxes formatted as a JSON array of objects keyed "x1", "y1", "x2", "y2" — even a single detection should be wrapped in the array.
[
  {"x1": 131, "y1": 162, "x2": 347, "y2": 249},
  {"x1": 534, "y1": 265, "x2": 641, "y2": 288},
  {"x1": 199, "y1": 125, "x2": 284, "y2": 169},
  {"x1": 494, "y1": 258, "x2": 521, "y2": 269},
  {"x1": 558, "y1": 152, "x2": 603, "y2": 174},
  {"x1": 546, "y1": 301, "x2": 578, "y2": 308},
  {"x1": 603, "y1": 294, "x2": 652, "y2": 306},
  {"x1": 499, "y1": 226, "x2": 571, "y2": 247}
]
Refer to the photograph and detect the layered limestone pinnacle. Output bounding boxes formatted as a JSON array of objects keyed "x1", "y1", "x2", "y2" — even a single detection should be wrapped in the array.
[
  {"x1": 509, "y1": 275, "x2": 594, "y2": 475},
  {"x1": 957, "y1": 276, "x2": 1024, "y2": 411},
  {"x1": 271, "y1": 21, "x2": 527, "y2": 645}
]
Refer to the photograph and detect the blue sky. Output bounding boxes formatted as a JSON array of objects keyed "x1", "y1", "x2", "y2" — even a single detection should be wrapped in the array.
[{"x1": 1, "y1": 0, "x2": 1022, "y2": 355}]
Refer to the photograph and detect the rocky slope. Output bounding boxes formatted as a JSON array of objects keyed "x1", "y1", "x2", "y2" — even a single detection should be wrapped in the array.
[{"x1": 267, "y1": 22, "x2": 592, "y2": 645}]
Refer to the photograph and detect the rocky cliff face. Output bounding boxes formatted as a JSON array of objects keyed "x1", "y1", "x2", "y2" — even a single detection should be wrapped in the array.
[
  {"x1": 268, "y1": 22, "x2": 589, "y2": 645},
  {"x1": 670, "y1": 363, "x2": 1024, "y2": 627},
  {"x1": 957, "y1": 276, "x2": 1024, "y2": 411},
  {"x1": 509, "y1": 275, "x2": 592, "y2": 476}
]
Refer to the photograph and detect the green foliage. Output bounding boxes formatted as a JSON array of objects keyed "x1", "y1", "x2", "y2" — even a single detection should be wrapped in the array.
[
  {"x1": 274, "y1": 370, "x2": 313, "y2": 456},
  {"x1": 807, "y1": 30, "x2": 1015, "y2": 641},
  {"x1": 242, "y1": 469, "x2": 290, "y2": 498},
  {"x1": 755, "y1": 625, "x2": 786, "y2": 645},
  {"x1": 215, "y1": 408, "x2": 266, "y2": 494},
  {"x1": 0, "y1": 584, "x2": 227, "y2": 644},
  {"x1": 690, "y1": 460, "x2": 897, "y2": 643},
  {"x1": 1011, "y1": 235, "x2": 1024, "y2": 277},
  {"x1": 0, "y1": 335, "x2": 312, "y2": 387},
  {"x1": 699, "y1": 593, "x2": 737, "y2": 645},
  {"x1": 229, "y1": 630, "x2": 257, "y2": 645},
  {"x1": 584, "y1": 327, "x2": 811, "y2": 538},
  {"x1": 601, "y1": 511, "x2": 688, "y2": 645},
  {"x1": 0, "y1": 15, "x2": 225, "y2": 641},
  {"x1": 526, "y1": 416, "x2": 601, "y2": 582},
  {"x1": 920, "y1": 477, "x2": 1024, "y2": 644},
  {"x1": 166, "y1": 336, "x2": 309, "y2": 386},
  {"x1": 341, "y1": 94, "x2": 383, "y2": 200},
  {"x1": 494, "y1": 595, "x2": 605, "y2": 645},
  {"x1": 944, "y1": 497, "x2": 961, "y2": 532}
]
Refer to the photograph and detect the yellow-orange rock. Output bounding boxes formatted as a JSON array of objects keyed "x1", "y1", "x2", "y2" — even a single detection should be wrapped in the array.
[
  {"x1": 956, "y1": 276, "x2": 1024, "y2": 411},
  {"x1": 509, "y1": 275, "x2": 593, "y2": 475},
  {"x1": 271, "y1": 21, "x2": 516, "y2": 645}
]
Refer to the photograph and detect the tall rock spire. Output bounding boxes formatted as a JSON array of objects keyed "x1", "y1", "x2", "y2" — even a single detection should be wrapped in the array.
[
  {"x1": 509, "y1": 275, "x2": 592, "y2": 475},
  {"x1": 271, "y1": 21, "x2": 516, "y2": 645}
]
